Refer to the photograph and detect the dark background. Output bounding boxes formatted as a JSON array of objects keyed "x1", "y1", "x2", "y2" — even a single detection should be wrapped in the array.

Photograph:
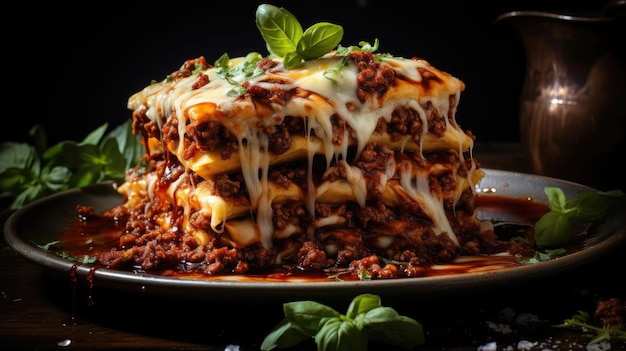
[{"x1": 2, "y1": 0, "x2": 610, "y2": 145}]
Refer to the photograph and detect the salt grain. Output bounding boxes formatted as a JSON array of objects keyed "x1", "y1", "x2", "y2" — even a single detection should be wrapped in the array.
[
  {"x1": 486, "y1": 320, "x2": 513, "y2": 334},
  {"x1": 57, "y1": 339, "x2": 72, "y2": 347},
  {"x1": 497, "y1": 307, "x2": 517, "y2": 321},
  {"x1": 478, "y1": 341, "x2": 497, "y2": 351},
  {"x1": 516, "y1": 312, "x2": 542, "y2": 326},
  {"x1": 517, "y1": 340, "x2": 538, "y2": 350},
  {"x1": 586, "y1": 341, "x2": 612, "y2": 351}
]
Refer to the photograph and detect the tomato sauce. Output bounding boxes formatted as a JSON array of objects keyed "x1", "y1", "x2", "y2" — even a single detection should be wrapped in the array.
[{"x1": 53, "y1": 195, "x2": 558, "y2": 282}]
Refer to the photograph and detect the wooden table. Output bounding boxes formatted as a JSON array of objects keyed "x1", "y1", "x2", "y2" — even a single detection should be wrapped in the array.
[{"x1": 2, "y1": 144, "x2": 625, "y2": 350}]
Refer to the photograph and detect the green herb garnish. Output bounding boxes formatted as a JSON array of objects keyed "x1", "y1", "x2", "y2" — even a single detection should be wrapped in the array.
[
  {"x1": 519, "y1": 248, "x2": 567, "y2": 264},
  {"x1": 255, "y1": 4, "x2": 343, "y2": 68},
  {"x1": 214, "y1": 52, "x2": 264, "y2": 96},
  {"x1": 555, "y1": 310, "x2": 626, "y2": 345},
  {"x1": 534, "y1": 187, "x2": 626, "y2": 247},
  {"x1": 0, "y1": 120, "x2": 143, "y2": 212},
  {"x1": 261, "y1": 293, "x2": 424, "y2": 351},
  {"x1": 35, "y1": 240, "x2": 97, "y2": 264}
]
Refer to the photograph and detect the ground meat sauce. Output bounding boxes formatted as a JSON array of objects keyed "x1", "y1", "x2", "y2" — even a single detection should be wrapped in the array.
[{"x1": 53, "y1": 194, "x2": 561, "y2": 281}]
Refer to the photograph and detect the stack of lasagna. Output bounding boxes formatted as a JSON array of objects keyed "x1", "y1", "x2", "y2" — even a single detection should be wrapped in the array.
[{"x1": 98, "y1": 50, "x2": 490, "y2": 278}]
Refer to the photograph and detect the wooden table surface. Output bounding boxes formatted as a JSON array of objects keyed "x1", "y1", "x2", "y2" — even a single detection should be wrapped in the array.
[{"x1": 2, "y1": 144, "x2": 625, "y2": 351}]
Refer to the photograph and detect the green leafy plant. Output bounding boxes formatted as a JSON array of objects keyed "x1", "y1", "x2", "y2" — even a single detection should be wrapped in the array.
[
  {"x1": 555, "y1": 310, "x2": 626, "y2": 345},
  {"x1": 261, "y1": 293, "x2": 424, "y2": 351},
  {"x1": 255, "y1": 3, "x2": 344, "y2": 68},
  {"x1": 0, "y1": 120, "x2": 143, "y2": 212},
  {"x1": 534, "y1": 187, "x2": 626, "y2": 247}
]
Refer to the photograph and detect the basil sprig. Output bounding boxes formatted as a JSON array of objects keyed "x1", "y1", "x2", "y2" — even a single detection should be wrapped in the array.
[
  {"x1": 0, "y1": 120, "x2": 143, "y2": 212},
  {"x1": 255, "y1": 4, "x2": 344, "y2": 68},
  {"x1": 261, "y1": 293, "x2": 424, "y2": 351},
  {"x1": 534, "y1": 187, "x2": 626, "y2": 247}
]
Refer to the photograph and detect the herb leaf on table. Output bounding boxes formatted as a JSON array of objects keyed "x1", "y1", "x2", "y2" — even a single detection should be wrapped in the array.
[
  {"x1": 261, "y1": 293, "x2": 424, "y2": 351},
  {"x1": 556, "y1": 309, "x2": 626, "y2": 345}
]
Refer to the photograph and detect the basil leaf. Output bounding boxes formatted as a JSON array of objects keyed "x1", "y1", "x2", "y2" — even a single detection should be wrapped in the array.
[
  {"x1": 100, "y1": 138, "x2": 126, "y2": 179},
  {"x1": 28, "y1": 125, "x2": 48, "y2": 156},
  {"x1": 70, "y1": 164, "x2": 101, "y2": 188},
  {"x1": 255, "y1": 4, "x2": 302, "y2": 57},
  {"x1": 315, "y1": 317, "x2": 367, "y2": 351},
  {"x1": 365, "y1": 316, "x2": 425, "y2": 348},
  {"x1": 0, "y1": 142, "x2": 36, "y2": 174},
  {"x1": 105, "y1": 119, "x2": 143, "y2": 170},
  {"x1": 12, "y1": 184, "x2": 45, "y2": 209},
  {"x1": 255, "y1": 4, "x2": 344, "y2": 68},
  {"x1": 566, "y1": 190, "x2": 626, "y2": 222},
  {"x1": 80, "y1": 122, "x2": 108, "y2": 146},
  {"x1": 360, "y1": 306, "x2": 401, "y2": 325},
  {"x1": 59, "y1": 142, "x2": 99, "y2": 187},
  {"x1": 345, "y1": 293, "x2": 381, "y2": 320},
  {"x1": 214, "y1": 52, "x2": 230, "y2": 69},
  {"x1": 534, "y1": 210, "x2": 573, "y2": 247},
  {"x1": 65, "y1": 142, "x2": 96, "y2": 169},
  {"x1": 260, "y1": 318, "x2": 309, "y2": 351},
  {"x1": 284, "y1": 300, "x2": 340, "y2": 336},
  {"x1": 282, "y1": 51, "x2": 304, "y2": 69},
  {"x1": 0, "y1": 167, "x2": 30, "y2": 194},
  {"x1": 263, "y1": 294, "x2": 425, "y2": 350},
  {"x1": 298, "y1": 22, "x2": 344, "y2": 60},
  {"x1": 1, "y1": 120, "x2": 145, "y2": 212},
  {"x1": 40, "y1": 165, "x2": 71, "y2": 191},
  {"x1": 41, "y1": 140, "x2": 63, "y2": 161},
  {"x1": 536, "y1": 187, "x2": 626, "y2": 247},
  {"x1": 544, "y1": 187, "x2": 568, "y2": 213}
]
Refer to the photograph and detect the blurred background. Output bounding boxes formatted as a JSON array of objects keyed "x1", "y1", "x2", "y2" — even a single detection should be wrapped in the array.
[{"x1": 2, "y1": 0, "x2": 612, "y2": 145}]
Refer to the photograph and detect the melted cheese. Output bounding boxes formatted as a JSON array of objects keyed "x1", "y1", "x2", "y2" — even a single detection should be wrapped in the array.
[{"x1": 126, "y1": 53, "x2": 479, "y2": 250}]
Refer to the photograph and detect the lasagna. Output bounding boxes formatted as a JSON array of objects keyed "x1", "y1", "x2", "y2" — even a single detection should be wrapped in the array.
[{"x1": 96, "y1": 50, "x2": 493, "y2": 278}]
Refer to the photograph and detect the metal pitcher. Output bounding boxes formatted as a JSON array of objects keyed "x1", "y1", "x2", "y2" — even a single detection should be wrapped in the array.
[{"x1": 497, "y1": 1, "x2": 626, "y2": 191}]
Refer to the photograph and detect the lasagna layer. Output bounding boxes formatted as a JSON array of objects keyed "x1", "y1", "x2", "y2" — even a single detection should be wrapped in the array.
[{"x1": 98, "y1": 51, "x2": 490, "y2": 276}]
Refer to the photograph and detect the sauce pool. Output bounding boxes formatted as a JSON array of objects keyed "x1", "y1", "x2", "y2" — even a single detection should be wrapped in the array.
[{"x1": 53, "y1": 195, "x2": 554, "y2": 282}]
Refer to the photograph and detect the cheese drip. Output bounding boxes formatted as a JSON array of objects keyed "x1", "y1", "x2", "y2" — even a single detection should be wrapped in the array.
[
  {"x1": 237, "y1": 128, "x2": 273, "y2": 249},
  {"x1": 126, "y1": 53, "x2": 476, "y2": 250}
]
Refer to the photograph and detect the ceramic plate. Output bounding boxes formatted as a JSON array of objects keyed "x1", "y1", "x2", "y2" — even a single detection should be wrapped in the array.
[{"x1": 4, "y1": 169, "x2": 626, "y2": 301}]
